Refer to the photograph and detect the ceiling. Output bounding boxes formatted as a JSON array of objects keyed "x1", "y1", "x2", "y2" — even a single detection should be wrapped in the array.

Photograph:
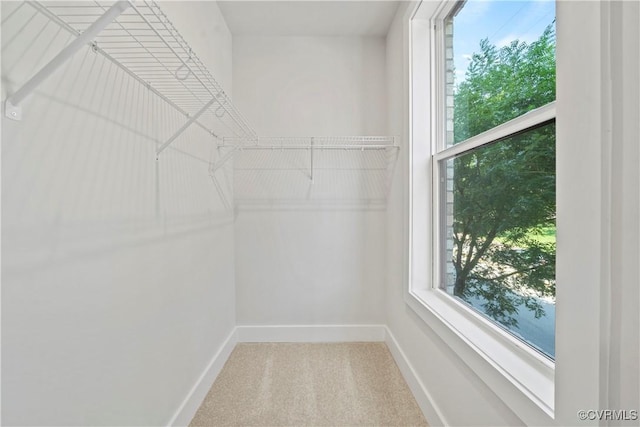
[{"x1": 217, "y1": 1, "x2": 401, "y2": 37}]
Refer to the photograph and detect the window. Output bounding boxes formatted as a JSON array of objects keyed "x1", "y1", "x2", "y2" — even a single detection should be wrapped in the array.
[
  {"x1": 407, "y1": 0, "x2": 557, "y2": 414},
  {"x1": 436, "y1": 0, "x2": 556, "y2": 359}
]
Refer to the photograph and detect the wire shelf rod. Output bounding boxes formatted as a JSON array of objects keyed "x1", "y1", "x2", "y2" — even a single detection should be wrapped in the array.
[
  {"x1": 233, "y1": 167, "x2": 390, "y2": 171},
  {"x1": 126, "y1": 1, "x2": 243, "y2": 129},
  {"x1": 92, "y1": 2, "x2": 211, "y2": 113},
  {"x1": 24, "y1": 1, "x2": 221, "y2": 140},
  {"x1": 213, "y1": 136, "x2": 399, "y2": 180},
  {"x1": 218, "y1": 145, "x2": 398, "y2": 151},
  {"x1": 222, "y1": 136, "x2": 397, "y2": 147},
  {"x1": 143, "y1": 1, "x2": 256, "y2": 139},
  {"x1": 101, "y1": 2, "x2": 252, "y2": 143}
]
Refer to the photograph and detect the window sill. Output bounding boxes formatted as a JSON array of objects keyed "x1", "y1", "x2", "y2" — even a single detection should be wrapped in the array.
[{"x1": 406, "y1": 287, "x2": 555, "y2": 421}]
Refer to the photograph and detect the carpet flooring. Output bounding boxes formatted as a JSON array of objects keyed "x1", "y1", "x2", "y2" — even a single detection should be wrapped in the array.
[{"x1": 189, "y1": 342, "x2": 428, "y2": 426}]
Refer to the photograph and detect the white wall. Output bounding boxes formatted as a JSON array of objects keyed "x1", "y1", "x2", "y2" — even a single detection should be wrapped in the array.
[
  {"x1": 159, "y1": 2, "x2": 233, "y2": 91},
  {"x1": 555, "y1": 2, "x2": 639, "y2": 424},
  {"x1": 1, "y1": 2, "x2": 235, "y2": 425},
  {"x1": 232, "y1": 35, "x2": 387, "y2": 326},
  {"x1": 235, "y1": 209, "x2": 386, "y2": 325},
  {"x1": 385, "y1": 2, "x2": 640, "y2": 426},
  {"x1": 233, "y1": 36, "x2": 386, "y2": 136}
]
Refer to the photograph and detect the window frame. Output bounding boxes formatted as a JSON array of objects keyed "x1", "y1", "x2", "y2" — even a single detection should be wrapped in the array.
[{"x1": 406, "y1": 0, "x2": 556, "y2": 418}]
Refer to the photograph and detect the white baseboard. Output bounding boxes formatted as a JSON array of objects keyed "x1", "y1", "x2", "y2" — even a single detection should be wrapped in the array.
[
  {"x1": 236, "y1": 324, "x2": 386, "y2": 342},
  {"x1": 385, "y1": 326, "x2": 447, "y2": 426},
  {"x1": 168, "y1": 329, "x2": 238, "y2": 427}
]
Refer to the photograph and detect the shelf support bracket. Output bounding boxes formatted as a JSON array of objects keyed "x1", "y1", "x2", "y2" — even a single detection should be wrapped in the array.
[
  {"x1": 4, "y1": 0, "x2": 133, "y2": 120},
  {"x1": 211, "y1": 147, "x2": 239, "y2": 173},
  {"x1": 156, "y1": 97, "x2": 217, "y2": 155},
  {"x1": 310, "y1": 137, "x2": 315, "y2": 182}
]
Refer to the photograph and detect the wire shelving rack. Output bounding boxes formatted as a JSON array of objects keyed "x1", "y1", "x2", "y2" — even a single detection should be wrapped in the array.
[
  {"x1": 3, "y1": 1, "x2": 400, "y2": 205},
  {"x1": 5, "y1": 0, "x2": 257, "y2": 154}
]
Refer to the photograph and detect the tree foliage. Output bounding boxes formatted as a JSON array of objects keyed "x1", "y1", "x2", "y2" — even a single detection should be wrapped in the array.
[{"x1": 450, "y1": 25, "x2": 556, "y2": 328}]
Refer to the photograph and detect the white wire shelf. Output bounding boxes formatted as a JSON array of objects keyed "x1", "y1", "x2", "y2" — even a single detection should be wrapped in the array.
[
  {"x1": 220, "y1": 137, "x2": 400, "y2": 206},
  {"x1": 219, "y1": 136, "x2": 397, "y2": 150},
  {"x1": 214, "y1": 136, "x2": 398, "y2": 174},
  {"x1": 4, "y1": 1, "x2": 400, "y2": 207},
  {"x1": 6, "y1": 0, "x2": 257, "y2": 153}
]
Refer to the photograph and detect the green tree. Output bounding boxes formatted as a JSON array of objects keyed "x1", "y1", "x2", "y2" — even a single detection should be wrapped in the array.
[{"x1": 450, "y1": 25, "x2": 556, "y2": 328}]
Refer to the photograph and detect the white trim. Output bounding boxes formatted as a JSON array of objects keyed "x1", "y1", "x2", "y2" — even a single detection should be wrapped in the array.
[
  {"x1": 405, "y1": 292, "x2": 554, "y2": 425},
  {"x1": 434, "y1": 102, "x2": 557, "y2": 162},
  {"x1": 408, "y1": 10, "x2": 434, "y2": 296},
  {"x1": 384, "y1": 327, "x2": 447, "y2": 426},
  {"x1": 235, "y1": 324, "x2": 386, "y2": 343},
  {"x1": 410, "y1": 289, "x2": 554, "y2": 412},
  {"x1": 167, "y1": 329, "x2": 238, "y2": 427},
  {"x1": 431, "y1": 0, "x2": 457, "y2": 154},
  {"x1": 406, "y1": 0, "x2": 557, "y2": 422}
]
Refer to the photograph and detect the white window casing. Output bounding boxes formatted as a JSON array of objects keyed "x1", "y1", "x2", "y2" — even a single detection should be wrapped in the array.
[
  {"x1": 406, "y1": 0, "x2": 556, "y2": 421},
  {"x1": 405, "y1": 0, "x2": 638, "y2": 425}
]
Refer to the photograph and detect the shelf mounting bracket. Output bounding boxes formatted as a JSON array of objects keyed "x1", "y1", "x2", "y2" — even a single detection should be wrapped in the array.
[
  {"x1": 211, "y1": 146, "x2": 239, "y2": 173},
  {"x1": 5, "y1": 99, "x2": 21, "y2": 121},
  {"x1": 156, "y1": 96, "x2": 218, "y2": 155},
  {"x1": 310, "y1": 137, "x2": 314, "y2": 182},
  {"x1": 4, "y1": 0, "x2": 133, "y2": 120}
]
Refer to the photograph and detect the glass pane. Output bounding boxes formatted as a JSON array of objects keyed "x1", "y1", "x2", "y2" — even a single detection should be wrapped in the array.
[
  {"x1": 441, "y1": 122, "x2": 556, "y2": 358},
  {"x1": 444, "y1": 0, "x2": 556, "y2": 146}
]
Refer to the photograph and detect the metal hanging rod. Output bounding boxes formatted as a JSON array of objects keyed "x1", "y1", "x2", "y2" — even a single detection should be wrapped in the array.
[
  {"x1": 219, "y1": 136, "x2": 397, "y2": 150},
  {"x1": 212, "y1": 136, "x2": 399, "y2": 176},
  {"x1": 218, "y1": 145, "x2": 397, "y2": 151}
]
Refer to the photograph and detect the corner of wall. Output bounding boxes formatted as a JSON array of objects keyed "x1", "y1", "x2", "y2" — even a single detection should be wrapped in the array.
[
  {"x1": 384, "y1": 327, "x2": 447, "y2": 426},
  {"x1": 167, "y1": 328, "x2": 238, "y2": 427}
]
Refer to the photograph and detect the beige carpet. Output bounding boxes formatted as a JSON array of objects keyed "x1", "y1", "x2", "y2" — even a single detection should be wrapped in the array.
[{"x1": 189, "y1": 342, "x2": 428, "y2": 427}]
